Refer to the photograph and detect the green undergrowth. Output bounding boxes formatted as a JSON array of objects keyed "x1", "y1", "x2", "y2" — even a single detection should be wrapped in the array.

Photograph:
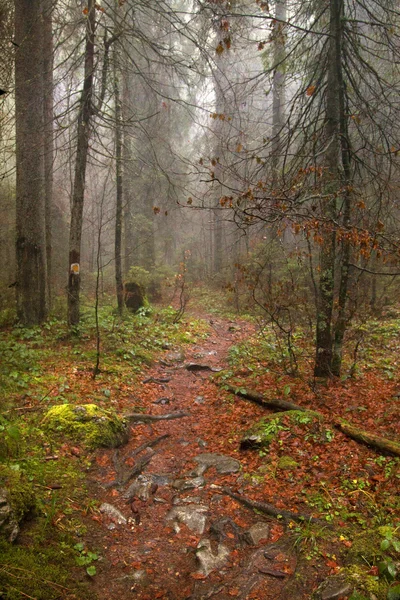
[
  {"x1": 0, "y1": 298, "x2": 212, "y2": 599},
  {"x1": 0, "y1": 432, "x2": 94, "y2": 599},
  {"x1": 0, "y1": 301, "x2": 210, "y2": 407}
]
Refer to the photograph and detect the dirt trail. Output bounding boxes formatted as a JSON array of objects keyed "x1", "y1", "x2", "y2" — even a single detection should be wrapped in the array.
[{"x1": 85, "y1": 316, "x2": 309, "y2": 600}]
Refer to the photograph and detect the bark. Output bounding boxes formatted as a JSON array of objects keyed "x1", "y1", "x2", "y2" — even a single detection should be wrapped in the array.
[
  {"x1": 271, "y1": 0, "x2": 287, "y2": 179},
  {"x1": 221, "y1": 384, "x2": 305, "y2": 412},
  {"x1": 314, "y1": 0, "x2": 344, "y2": 377},
  {"x1": 335, "y1": 422, "x2": 400, "y2": 457},
  {"x1": 42, "y1": 0, "x2": 54, "y2": 310},
  {"x1": 114, "y1": 38, "x2": 124, "y2": 315},
  {"x1": 211, "y1": 15, "x2": 228, "y2": 277},
  {"x1": 67, "y1": 0, "x2": 96, "y2": 326},
  {"x1": 15, "y1": 0, "x2": 48, "y2": 325}
]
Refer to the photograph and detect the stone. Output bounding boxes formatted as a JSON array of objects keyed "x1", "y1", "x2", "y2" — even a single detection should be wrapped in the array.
[
  {"x1": 166, "y1": 504, "x2": 208, "y2": 534},
  {"x1": 165, "y1": 350, "x2": 185, "y2": 363},
  {"x1": 193, "y1": 453, "x2": 241, "y2": 475},
  {"x1": 0, "y1": 467, "x2": 35, "y2": 543},
  {"x1": 196, "y1": 538, "x2": 230, "y2": 576},
  {"x1": 0, "y1": 491, "x2": 19, "y2": 542},
  {"x1": 42, "y1": 404, "x2": 128, "y2": 449},
  {"x1": 123, "y1": 475, "x2": 154, "y2": 502},
  {"x1": 245, "y1": 522, "x2": 270, "y2": 545},
  {"x1": 315, "y1": 576, "x2": 353, "y2": 600},
  {"x1": 172, "y1": 476, "x2": 205, "y2": 491},
  {"x1": 100, "y1": 503, "x2": 127, "y2": 525},
  {"x1": 277, "y1": 456, "x2": 299, "y2": 471},
  {"x1": 194, "y1": 396, "x2": 205, "y2": 405}
]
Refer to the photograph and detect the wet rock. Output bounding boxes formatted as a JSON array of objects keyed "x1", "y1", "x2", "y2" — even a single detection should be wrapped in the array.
[
  {"x1": 172, "y1": 476, "x2": 205, "y2": 491},
  {"x1": 0, "y1": 492, "x2": 19, "y2": 542},
  {"x1": 123, "y1": 475, "x2": 154, "y2": 502},
  {"x1": 153, "y1": 397, "x2": 170, "y2": 405},
  {"x1": 0, "y1": 468, "x2": 35, "y2": 542},
  {"x1": 165, "y1": 350, "x2": 185, "y2": 363},
  {"x1": 152, "y1": 474, "x2": 170, "y2": 486},
  {"x1": 244, "y1": 522, "x2": 270, "y2": 545},
  {"x1": 117, "y1": 569, "x2": 149, "y2": 587},
  {"x1": 193, "y1": 453, "x2": 241, "y2": 475},
  {"x1": 314, "y1": 576, "x2": 352, "y2": 600},
  {"x1": 100, "y1": 502, "x2": 127, "y2": 525},
  {"x1": 185, "y1": 363, "x2": 222, "y2": 372},
  {"x1": 42, "y1": 403, "x2": 128, "y2": 449},
  {"x1": 209, "y1": 517, "x2": 244, "y2": 545},
  {"x1": 166, "y1": 504, "x2": 208, "y2": 534},
  {"x1": 196, "y1": 538, "x2": 230, "y2": 576}
]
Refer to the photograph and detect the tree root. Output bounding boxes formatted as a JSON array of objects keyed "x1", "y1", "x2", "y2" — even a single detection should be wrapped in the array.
[
  {"x1": 222, "y1": 487, "x2": 321, "y2": 524},
  {"x1": 221, "y1": 384, "x2": 306, "y2": 412},
  {"x1": 335, "y1": 421, "x2": 400, "y2": 457},
  {"x1": 222, "y1": 383, "x2": 400, "y2": 457},
  {"x1": 130, "y1": 433, "x2": 170, "y2": 457},
  {"x1": 124, "y1": 411, "x2": 189, "y2": 422}
]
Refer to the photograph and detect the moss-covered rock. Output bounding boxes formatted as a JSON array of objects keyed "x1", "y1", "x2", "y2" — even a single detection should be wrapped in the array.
[
  {"x1": 42, "y1": 403, "x2": 128, "y2": 449},
  {"x1": 277, "y1": 455, "x2": 299, "y2": 471},
  {"x1": 344, "y1": 564, "x2": 390, "y2": 600},
  {"x1": 241, "y1": 410, "x2": 323, "y2": 451},
  {"x1": 0, "y1": 465, "x2": 35, "y2": 542},
  {"x1": 347, "y1": 530, "x2": 383, "y2": 565}
]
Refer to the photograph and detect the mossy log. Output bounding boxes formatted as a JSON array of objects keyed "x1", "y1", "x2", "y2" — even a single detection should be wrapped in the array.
[
  {"x1": 335, "y1": 421, "x2": 400, "y2": 457},
  {"x1": 223, "y1": 383, "x2": 400, "y2": 457},
  {"x1": 221, "y1": 384, "x2": 306, "y2": 412}
]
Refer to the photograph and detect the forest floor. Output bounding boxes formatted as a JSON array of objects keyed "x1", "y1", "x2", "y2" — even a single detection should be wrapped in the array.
[{"x1": 0, "y1": 296, "x2": 399, "y2": 599}]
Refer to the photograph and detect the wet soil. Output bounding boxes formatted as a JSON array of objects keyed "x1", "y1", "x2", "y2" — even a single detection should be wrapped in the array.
[{"x1": 84, "y1": 316, "x2": 325, "y2": 600}]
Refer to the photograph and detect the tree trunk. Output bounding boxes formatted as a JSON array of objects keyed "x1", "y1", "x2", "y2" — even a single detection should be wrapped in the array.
[
  {"x1": 271, "y1": 0, "x2": 287, "y2": 179},
  {"x1": 114, "y1": 38, "x2": 124, "y2": 315},
  {"x1": 42, "y1": 0, "x2": 54, "y2": 311},
  {"x1": 15, "y1": 0, "x2": 48, "y2": 325},
  {"x1": 314, "y1": 0, "x2": 344, "y2": 377},
  {"x1": 67, "y1": 0, "x2": 96, "y2": 326}
]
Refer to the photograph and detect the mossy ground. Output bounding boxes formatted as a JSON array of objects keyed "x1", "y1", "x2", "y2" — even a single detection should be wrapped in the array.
[{"x1": 0, "y1": 301, "x2": 211, "y2": 599}]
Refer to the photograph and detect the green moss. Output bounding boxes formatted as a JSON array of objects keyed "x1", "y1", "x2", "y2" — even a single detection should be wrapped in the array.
[
  {"x1": 0, "y1": 465, "x2": 35, "y2": 522},
  {"x1": 348, "y1": 530, "x2": 383, "y2": 564},
  {"x1": 241, "y1": 410, "x2": 323, "y2": 450},
  {"x1": 344, "y1": 565, "x2": 390, "y2": 600},
  {"x1": 0, "y1": 536, "x2": 92, "y2": 600},
  {"x1": 42, "y1": 403, "x2": 128, "y2": 449},
  {"x1": 277, "y1": 455, "x2": 299, "y2": 470}
]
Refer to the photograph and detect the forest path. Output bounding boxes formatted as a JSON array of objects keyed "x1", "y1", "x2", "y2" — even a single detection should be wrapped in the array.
[{"x1": 86, "y1": 313, "x2": 303, "y2": 600}]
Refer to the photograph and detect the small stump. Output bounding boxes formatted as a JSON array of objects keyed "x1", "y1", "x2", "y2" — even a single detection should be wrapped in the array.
[{"x1": 124, "y1": 282, "x2": 145, "y2": 313}]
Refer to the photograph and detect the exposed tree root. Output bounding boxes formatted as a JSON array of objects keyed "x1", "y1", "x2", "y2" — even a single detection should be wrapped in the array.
[
  {"x1": 335, "y1": 421, "x2": 400, "y2": 457},
  {"x1": 222, "y1": 383, "x2": 400, "y2": 457},
  {"x1": 221, "y1": 384, "x2": 306, "y2": 412},
  {"x1": 130, "y1": 434, "x2": 170, "y2": 457},
  {"x1": 124, "y1": 411, "x2": 189, "y2": 422},
  {"x1": 222, "y1": 487, "x2": 321, "y2": 524}
]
